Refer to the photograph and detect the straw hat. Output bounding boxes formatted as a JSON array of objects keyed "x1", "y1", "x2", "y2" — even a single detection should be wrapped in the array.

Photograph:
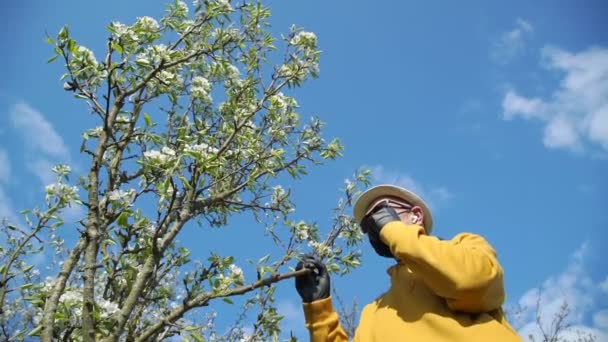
[{"x1": 353, "y1": 184, "x2": 434, "y2": 234}]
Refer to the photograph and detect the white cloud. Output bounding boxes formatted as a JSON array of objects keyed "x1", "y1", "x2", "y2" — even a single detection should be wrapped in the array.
[
  {"x1": 491, "y1": 18, "x2": 534, "y2": 64},
  {"x1": 10, "y1": 102, "x2": 69, "y2": 160},
  {"x1": 511, "y1": 243, "x2": 608, "y2": 342},
  {"x1": 595, "y1": 310, "x2": 608, "y2": 331},
  {"x1": 27, "y1": 158, "x2": 58, "y2": 187},
  {"x1": 503, "y1": 90, "x2": 546, "y2": 120},
  {"x1": 9, "y1": 101, "x2": 78, "y2": 188},
  {"x1": 501, "y1": 46, "x2": 608, "y2": 153},
  {"x1": 371, "y1": 166, "x2": 453, "y2": 210},
  {"x1": 543, "y1": 115, "x2": 580, "y2": 150}
]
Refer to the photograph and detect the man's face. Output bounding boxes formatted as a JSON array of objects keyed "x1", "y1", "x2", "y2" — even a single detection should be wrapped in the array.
[{"x1": 364, "y1": 196, "x2": 416, "y2": 227}]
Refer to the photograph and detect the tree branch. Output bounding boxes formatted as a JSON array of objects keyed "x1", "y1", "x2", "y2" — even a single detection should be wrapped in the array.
[{"x1": 134, "y1": 268, "x2": 311, "y2": 342}]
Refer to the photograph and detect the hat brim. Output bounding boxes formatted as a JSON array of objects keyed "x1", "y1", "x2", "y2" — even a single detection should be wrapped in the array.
[{"x1": 353, "y1": 184, "x2": 433, "y2": 234}]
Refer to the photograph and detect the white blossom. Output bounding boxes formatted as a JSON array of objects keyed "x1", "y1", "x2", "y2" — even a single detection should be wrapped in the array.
[
  {"x1": 175, "y1": 0, "x2": 189, "y2": 17},
  {"x1": 295, "y1": 222, "x2": 310, "y2": 241},
  {"x1": 290, "y1": 31, "x2": 317, "y2": 49},
  {"x1": 98, "y1": 299, "x2": 119, "y2": 317},
  {"x1": 138, "y1": 44, "x2": 170, "y2": 66},
  {"x1": 226, "y1": 64, "x2": 240, "y2": 81},
  {"x1": 45, "y1": 183, "x2": 79, "y2": 205},
  {"x1": 135, "y1": 16, "x2": 159, "y2": 33},
  {"x1": 156, "y1": 70, "x2": 183, "y2": 91},
  {"x1": 51, "y1": 164, "x2": 72, "y2": 177},
  {"x1": 270, "y1": 185, "x2": 286, "y2": 207},
  {"x1": 308, "y1": 241, "x2": 332, "y2": 258},
  {"x1": 77, "y1": 46, "x2": 97, "y2": 65},
  {"x1": 59, "y1": 290, "x2": 81, "y2": 303},
  {"x1": 229, "y1": 264, "x2": 244, "y2": 283},
  {"x1": 108, "y1": 188, "x2": 136, "y2": 204},
  {"x1": 86, "y1": 126, "x2": 103, "y2": 137},
  {"x1": 185, "y1": 142, "x2": 218, "y2": 156},
  {"x1": 216, "y1": 0, "x2": 233, "y2": 11},
  {"x1": 110, "y1": 21, "x2": 139, "y2": 43},
  {"x1": 161, "y1": 146, "x2": 176, "y2": 156},
  {"x1": 144, "y1": 147, "x2": 177, "y2": 165},
  {"x1": 191, "y1": 76, "x2": 212, "y2": 101}
]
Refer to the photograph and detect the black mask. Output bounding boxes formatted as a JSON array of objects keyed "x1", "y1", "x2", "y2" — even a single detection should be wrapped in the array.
[
  {"x1": 361, "y1": 204, "x2": 398, "y2": 258},
  {"x1": 368, "y1": 229, "x2": 393, "y2": 258}
]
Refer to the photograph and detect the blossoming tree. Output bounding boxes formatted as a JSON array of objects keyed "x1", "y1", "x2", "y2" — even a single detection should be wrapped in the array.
[{"x1": 0, "y1": 1, "x2": 369, "y2": 341}]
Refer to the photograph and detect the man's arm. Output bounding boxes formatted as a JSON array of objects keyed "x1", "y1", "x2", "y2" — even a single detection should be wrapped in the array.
[
  {"x1": 380, "y1": 221, "x2": 505, "y2": 313},
  {"x1": 303, "y1": 297, "x2": 349, "y2": 342},
  {"x1": 295, "y1": 255, "x2": 350, "y2": 342}
]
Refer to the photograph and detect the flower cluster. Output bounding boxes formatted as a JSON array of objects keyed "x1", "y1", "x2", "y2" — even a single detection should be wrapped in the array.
[
  {"x1": 270, "y1": 185, "x2": 286, "y2": 208},
  {"x1": 133, "y1": 16, "x2": 160, "y2": 42},
  {"x1": 191, "y1": 76, "x2": 212, "y2": 102},
  {"x1": 269, "y1": 92, "x2": 298, "y2": 116},
  {"x1": 173, "y1": 0, "x2": 189, "y2": 18},
  {"x1": 156, "y1": 70, "x2": 184, "y2": 93},
  {"x1": 215, "y1": 0, "x2": 233, "y2": 12},
  {"x1": 215, "y1": 264, "x2": 245, "y2": 291},
  {"x1": 51, "y1": 164, "x2": 72, "y2": 178},
  {"x1": 143, "y1": 146, "x2": 177, "y2": 167},
  {"x1": 184, "y1": 142, "x2": 219, "y2": 156},
  {"x1": 290, "y1": 31, "x2": 317, "y2": 50},
  {"x1": 110, "y1": 21, "x2": 139, "y2": 47},
  {"x1": 45, "y1": 183, "x2": 79, "y2": 206},
  {"x1": 107, "y1": 188, "x2": 137, "y2": 206},
  {"x1": 136, "y1": 44, "x2": 172, "y2": 66},
  {"x1": 69, "y1": 46, "x2": 105, "y2": 84},
  {"x1": 71, "y1": 46, "x2": 98, "y2": 69},
  {"x1": 307, "y1": 241, "x2": 332, "y2": 258},
  {"x1": 294, "y1": 221, "x2": 310, "y2": 241},
  {"x1": 85, "y1": 126, "x2": 104, "y2": 138}
]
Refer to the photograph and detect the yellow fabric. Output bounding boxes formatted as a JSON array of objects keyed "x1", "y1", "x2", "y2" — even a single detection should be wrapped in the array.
[{"x1": 302, "y1": 221, "x2": 523, "y2": 341}]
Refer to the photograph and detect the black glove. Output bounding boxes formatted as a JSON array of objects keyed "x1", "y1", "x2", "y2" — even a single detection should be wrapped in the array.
[
  {"x1": 295, "y1": 254, "x2": 330, "y2": 303},
  {"x1": 361, "y1": 205, "x2": 401, "y2": 258}
]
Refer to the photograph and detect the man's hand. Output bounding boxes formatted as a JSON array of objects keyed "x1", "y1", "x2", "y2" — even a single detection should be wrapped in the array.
[
  {"x1": 295, "y1": 254, "x2": 330, "y2": 303},
  {"x1": 361, "y1": 205, "x2": 401, "y2": 258},
  {"x1": 361, "y1": 205, "x2": 401, "y2": 235}
]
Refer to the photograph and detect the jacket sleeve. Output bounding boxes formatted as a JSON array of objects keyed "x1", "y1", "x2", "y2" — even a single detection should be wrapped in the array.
[
  {"x1": 302, "y1": 296, "x2": 349, "y2": 342},
  {"x1": 379, "y1": 221, "x2": 506, "y2": 313}
]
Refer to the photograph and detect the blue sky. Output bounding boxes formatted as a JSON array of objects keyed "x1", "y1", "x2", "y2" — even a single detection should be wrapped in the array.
[{"x1": 1, "y1": 0, "x2": 607, "y2": 340}]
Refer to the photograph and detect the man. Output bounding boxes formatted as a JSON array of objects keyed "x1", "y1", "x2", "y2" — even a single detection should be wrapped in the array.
[{"x1": 294, "y1": 184, "x2": 522, "y2": 341}]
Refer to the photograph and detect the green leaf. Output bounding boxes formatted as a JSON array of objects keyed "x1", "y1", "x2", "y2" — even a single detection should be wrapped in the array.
[
  {"x1": 222, "y1": 298, "x2": 234, "y2": 304},
  {"x1": 58, "y1": 26, "x2": 69, "y2": 41},
  {"x1": 258, "y1": 254, "x2": 270, "y2": 264},
  {"x1": 117, "y1": 212, "x2": 129, "y2": 227},
  {"x1": 47, "y1": 55, "x2": 59, "y2": 63},
  {"x1": 106, "y1": 24, "x2": 117, "y2": 35},
  {"x1": 45, "y1": 36, "x2": 54, "y2": 44},
  {"x1": 67, "y1": 39, "x2": 76, "y2": 53},
  {"x1": 111, "y1": 42, "x2": 123, "y2": 54},
  {"x1": 104, "y1": 238, "x2": 117, "y2": 246},
  {"x1": 27, "y1": 325, "x2": 43, "y2": 336},
  {"x1": 191, "y1": 333, "x2": 205, "y2": 342},
  {"x1": 20, "y1": 283, "x2": 34, "y2": 290},
  {"x1": 144, "y1": 113, "x2": 152, "y2": 127}
]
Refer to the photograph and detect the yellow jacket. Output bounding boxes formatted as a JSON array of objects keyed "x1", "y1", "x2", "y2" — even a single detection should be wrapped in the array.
[{"x1": 302, "y1": 221, "x2": 523, "y2": 341}]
